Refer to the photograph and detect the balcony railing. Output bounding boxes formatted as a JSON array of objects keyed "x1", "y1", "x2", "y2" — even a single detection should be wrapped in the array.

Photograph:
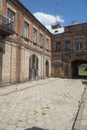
[
  {"x1": 52, "y1": 49, "x2": 87, "y2": 62},
  {"x1": 53, "y1": 49, "x2": 87, "y2": 55},
  {"x1": 0, "y1": 14, "x2": 14, "y2": 36},
  {"x1": 64, "y1": 49, "x2": 87, "y2": 56}
]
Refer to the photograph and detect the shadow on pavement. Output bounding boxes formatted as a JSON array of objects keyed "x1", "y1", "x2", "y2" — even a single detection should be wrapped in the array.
[
  {"x1": 82, "y1": 81, "x2": 87, "y2": 85},
  {"x1": 25, "y1": 127, "x2": 45, "y2": 130}
]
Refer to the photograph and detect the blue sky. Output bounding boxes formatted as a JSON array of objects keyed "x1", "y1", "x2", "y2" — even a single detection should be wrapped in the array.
[{"x1": 20, "y1": 0, "x2": 87, "y2": 32}]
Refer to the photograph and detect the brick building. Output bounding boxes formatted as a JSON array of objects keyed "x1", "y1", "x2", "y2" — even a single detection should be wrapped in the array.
[
  {"x1": 52, "y1": 23, "x2": 87, "y2": 78},
  {"x1": 0, "y1": 0, "x2": 87, "y2": 86},
  {"x1": 0, "y1": 0, "x2": 51, "y2": 86}
]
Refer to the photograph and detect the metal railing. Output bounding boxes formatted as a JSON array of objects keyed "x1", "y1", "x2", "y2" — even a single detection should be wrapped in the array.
[{"x1": 0, "y1": 14, "x2": 14, "y2": 33}]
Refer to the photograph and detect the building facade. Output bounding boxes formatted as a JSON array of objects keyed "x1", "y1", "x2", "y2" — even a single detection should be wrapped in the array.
[
  {"x1": 0, "y1": 0, "x2": 87, "y2": 86},
  {"x1": 52, "y1": 23, "x2": 87, "y2": 78},
  {"x1": 0, "y1": 0, "x2": 51, "y2": 86}
]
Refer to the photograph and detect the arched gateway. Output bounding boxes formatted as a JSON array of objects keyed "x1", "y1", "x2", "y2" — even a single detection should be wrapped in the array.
[
  {"x1": 29, "y1": 55, "x2": 38, "y2": 80},
  {"x1": 71, "y1": 59, "x2": 87, "y2": 78}
]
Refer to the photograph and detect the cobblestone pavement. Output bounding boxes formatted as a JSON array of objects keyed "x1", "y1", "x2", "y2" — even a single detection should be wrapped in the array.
[{"x1": 0, "y1": 78, "x2": 85, "y2": 130}]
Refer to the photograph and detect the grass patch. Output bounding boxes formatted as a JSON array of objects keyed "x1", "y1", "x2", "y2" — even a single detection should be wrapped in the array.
[{"x1": 79, "y1": 71, "x2": 87, "y2": 76}]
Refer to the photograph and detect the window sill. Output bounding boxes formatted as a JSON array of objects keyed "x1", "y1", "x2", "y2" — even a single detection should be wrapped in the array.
[
  {"x1": 33, "y1": 42, "x2": 37, "y2": 45},
  {"x1": 45, "y1": 49, "x2": 49, "y2": 52},
  {"x1": 64, "y1": 49, "x2": 71, "y2": 51},
  {"x1": 40, "y1": 46, "x2": 43, "y2": 49},
  {"x1": 22, "y1": 36, "x2": 29, "y2": 41}
]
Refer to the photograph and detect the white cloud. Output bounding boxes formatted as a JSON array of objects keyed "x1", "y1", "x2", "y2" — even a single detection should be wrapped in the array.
[{"x1": 33, "y1": 12, "x2": 65, "y2": 33}]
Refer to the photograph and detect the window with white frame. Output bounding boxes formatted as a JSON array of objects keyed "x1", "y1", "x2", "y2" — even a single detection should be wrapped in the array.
[
  {"x1": 65, "y1": 40, "x2": 71, "y2": 50},
  {"x1": 46, "y1": 38, "x2": 49, "y2": 50},
  {"x1": 24, "y1": 21, "x2": 29, "y2": 39},
  {"x1": 75, "y1": 38, "x2": 83, "y2": 50},
  {"x1": 40, "y1": 33, "x2": 43, "y2": 47},
  {"x1": 32, "y1": 28, "x2": 37, "y2": 44},
  {"x1": 7, "y1": 8, "x2": 15, "y2": 22}
]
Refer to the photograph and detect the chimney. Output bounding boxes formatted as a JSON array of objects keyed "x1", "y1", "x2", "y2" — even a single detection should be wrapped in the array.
[
  {"x1": 51, "y1": 23, "x2": 61, "y2": 29},
  {"x1": 72, "y1": 20, "x2": 77, "y2": 25}
]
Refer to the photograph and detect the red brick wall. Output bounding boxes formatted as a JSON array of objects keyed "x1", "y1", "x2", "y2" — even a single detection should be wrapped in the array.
[{"x1": 52, "y1": 23, "x2": 87, "y2": 78}]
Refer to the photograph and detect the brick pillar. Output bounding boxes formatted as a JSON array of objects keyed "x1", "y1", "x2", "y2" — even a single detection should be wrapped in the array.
[
  {"x1": 0, "y1": 52, "x2": 3, "y2": 85},
  {"x1": 16, "y1": 41, "x2": 21, "y2": 83}
]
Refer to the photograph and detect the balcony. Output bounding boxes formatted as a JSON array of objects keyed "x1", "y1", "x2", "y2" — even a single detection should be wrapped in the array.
[
  {"x1": 65, "y1": 49, "x2": 87, "y2": 56},
  {"x1": 52, "y1": 49, "x2": 87, "y2": 62},
  {"x1": 0, "y1": 14, "x2": 14, "y2": 36}
]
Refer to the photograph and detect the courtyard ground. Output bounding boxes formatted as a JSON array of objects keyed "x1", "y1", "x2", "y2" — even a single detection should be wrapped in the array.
[{"x1": 0, "y1": 78, "x2": 86, "y2": 130}]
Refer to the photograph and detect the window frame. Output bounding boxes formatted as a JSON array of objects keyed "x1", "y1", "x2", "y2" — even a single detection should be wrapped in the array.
[
  {"x1": 55, "y1": 41, "x2": 61, "y2": 52},
  {"x1": 24, "y1": 21, "x2": 29, "y2": 39},
  {"x1": 32, "y1": 28, "x2": 37, "y2": 44},
  {"x1": 64, "y1": 40, "x2": 71, "y2": 51},
  {"x1": 7, "y1": 8, "x2": 15, "y2": 22},
  {"x1": 75, "y1": 38, "x2": 83, "y2": 50},
  {"x1": 39, "y1": 33, "x2": 43, "y2": 48},
  {"x1": 46, "y1": 38, "x2": 49, "y2": 50}
]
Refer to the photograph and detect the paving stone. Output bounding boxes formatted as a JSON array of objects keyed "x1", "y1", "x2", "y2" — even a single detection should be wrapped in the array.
[
  {"x1": 7, "y1": 119, "x2": 18, "y2": 125},
  {"x1": 0, "y1": 78, "x2": 85, "y2": 130},
  {"x1": 80, "y1": 120, "x2": 87, "y2": 125},
  {"x1": 0, "y1": 123, "x2": 8, "y2": 129},
  {"x1": 15, "y1": 128, "x2": 24, "y2": 130},
  {"x1": 5, "y1": 125, "x2": 16, "y2": 130},
  {"x1": 17, "y1": 121, "x2": 28, "y2": 127},
  {"x1": 80, "y1": 125, "x2": 87, "y2": 130}
]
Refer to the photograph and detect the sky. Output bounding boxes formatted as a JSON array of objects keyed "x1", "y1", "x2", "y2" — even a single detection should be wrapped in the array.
[{"x1": 19, "y1": 0, "x2": 87, "y2": 33}]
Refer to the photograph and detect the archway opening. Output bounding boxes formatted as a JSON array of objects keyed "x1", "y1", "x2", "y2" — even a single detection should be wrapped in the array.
[
  {"x1": 29, "y1": 55, "x2": 38, "y2": 80},
  {"x1": 71, "y1": 60, "x2": 87, "y2": 79},
  {"x1": 45, "y1": 60, "x2": 49, "y2": 77}
]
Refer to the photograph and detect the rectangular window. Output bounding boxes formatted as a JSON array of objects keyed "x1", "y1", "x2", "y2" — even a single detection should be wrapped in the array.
[
  {"x1": 75, "y1": 38, "x2": 83, "y2": 50},
  {"x1": 7, "y1": 8, "x2": 15, "y2": 31},
  {"x1": 32, "y1": 28, "x2": 37, "y2": 44},
  {"x1": 24, "y1": 21, "x2": 29, "y2": 39},
  {"x1": 39, "y1": 33, "x2": 43, "y2": 47},
  {"x1": 55, "y1": 41, "x2": 61, "y2": 52},
  {"x1": 46, "y1": 38, "x2": 49, "y2": 50},
  {"x1": 7, "y1": 8, "x2": 15, "y2": 22},
  {"x1": 65, "y1": 40, "x2": 71, "y2": 50}
]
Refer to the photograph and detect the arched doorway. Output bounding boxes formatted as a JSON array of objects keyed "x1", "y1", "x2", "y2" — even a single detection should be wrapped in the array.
[
  {"x1": 71, "y1": 60, "x2": 87, "y2": 79},
  {"x1": 0, "y1": 47, "x2": 3, "y2": 85},
  {"x1": 29, "y1": 55, "x2": 38, "y2": 80},
  {"x1": 45, "y1": 60, "x2": 49, "y2": 77}
]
